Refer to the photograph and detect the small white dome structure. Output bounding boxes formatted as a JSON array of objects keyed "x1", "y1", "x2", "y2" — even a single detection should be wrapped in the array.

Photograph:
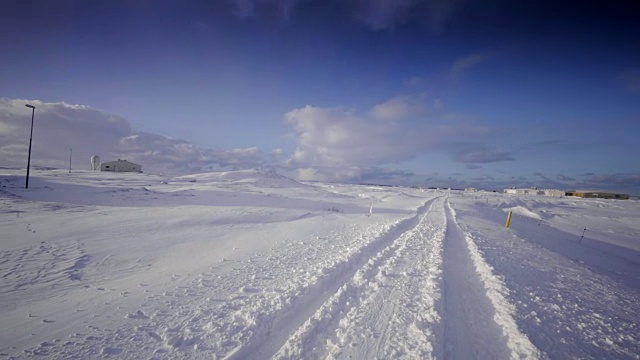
[{"x1": 91, "y1": 155, "x2": 101, "y2": 171}]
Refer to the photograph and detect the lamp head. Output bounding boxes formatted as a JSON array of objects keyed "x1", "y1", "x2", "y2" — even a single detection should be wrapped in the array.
[{"x1": 25, "y1": 104, "x2": 35, "y2": 109}]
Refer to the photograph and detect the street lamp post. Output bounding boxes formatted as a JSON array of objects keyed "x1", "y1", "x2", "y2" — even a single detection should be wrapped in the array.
[{"x1": 25, "y1": 104, "x2": 36, "y2": 189}]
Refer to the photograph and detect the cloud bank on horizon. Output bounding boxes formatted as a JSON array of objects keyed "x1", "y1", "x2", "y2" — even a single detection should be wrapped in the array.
[
  {"x1": 1, "y1": 96, "x2": 509, "y2": 176},
  {"x1": 2, "y1": 98, "x2": 639, "y2": 194},
  {"x1": 2, "y1": 0, "x2": 639, "y2": 194},
  {"x1": 0, "y1": 99, "x2": 275, "y2": 175},
  {"x1": 284, "y1": 96, "x2": 511, "y2": 180}
]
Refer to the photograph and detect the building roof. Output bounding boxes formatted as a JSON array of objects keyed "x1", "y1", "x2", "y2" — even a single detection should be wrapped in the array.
[
  {"x1": 101, "y1": 159, "x2": 141, "y2": 166},
  {"x1": 570, "y1": 190, "x2": 628, "y2": 195}
]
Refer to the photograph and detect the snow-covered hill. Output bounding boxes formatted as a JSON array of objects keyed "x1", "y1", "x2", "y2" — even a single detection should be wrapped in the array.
[
  {"x1": 1, "y1": 169, "x2": 638, "y2": 359},
  {"x1": 176, "y1": 169, "x2": 309, "y2": 188}
]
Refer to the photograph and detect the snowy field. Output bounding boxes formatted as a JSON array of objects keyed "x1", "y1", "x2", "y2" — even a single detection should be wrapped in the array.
[{"x1": 1, "y1": 169, "x2": 639, "y2": 359}]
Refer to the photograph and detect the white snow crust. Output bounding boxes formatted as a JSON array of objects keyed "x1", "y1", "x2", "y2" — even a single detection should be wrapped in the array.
[{"x1": 1, "y1": 169, "x2": 638, "y2": 359}]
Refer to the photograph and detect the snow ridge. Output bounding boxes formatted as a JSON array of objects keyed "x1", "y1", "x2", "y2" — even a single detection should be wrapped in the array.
[
  {"x1": 446, "y1": 200, "x2": 541, "y2": 359},
  {"x1": 4, "y1": 170, "x2": 636, "y2": 359}
]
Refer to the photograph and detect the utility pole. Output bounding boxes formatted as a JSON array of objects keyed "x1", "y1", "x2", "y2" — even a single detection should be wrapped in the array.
[{"x1": 24, "y1": 104, "x2": 36, "y2": 189}]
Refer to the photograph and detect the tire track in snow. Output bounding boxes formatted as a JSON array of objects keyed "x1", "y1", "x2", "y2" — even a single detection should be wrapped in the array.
[
  {"x1": 290, "y1": 195, "x2": 448, "y2": 359},
  {"x1": 12, "y1": 213, "x2": 420, "y2": 359},
  {"x1": 227, "y1": 196, "x2": 443, "y2": 360},
  {"x1": 442, "y1": 199, "x2": 541, "y2": 359}
]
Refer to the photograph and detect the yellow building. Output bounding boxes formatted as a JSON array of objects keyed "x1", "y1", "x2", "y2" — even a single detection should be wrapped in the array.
[{"x1": 565, "y1": 190, "x2": 629, "y2": 200}]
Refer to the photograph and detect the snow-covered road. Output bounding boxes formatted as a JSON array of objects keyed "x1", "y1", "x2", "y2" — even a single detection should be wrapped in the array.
[{"x1": 1, "y1": 169, "x2": 638, "y2": 359}]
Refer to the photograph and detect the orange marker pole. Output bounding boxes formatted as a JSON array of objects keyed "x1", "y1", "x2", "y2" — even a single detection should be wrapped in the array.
[{"x1": 505, "y1": 211, "x2": 513, "y2": 228}]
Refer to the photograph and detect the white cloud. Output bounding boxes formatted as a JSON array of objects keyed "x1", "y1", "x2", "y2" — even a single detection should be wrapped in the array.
[
  {"x1": 0, "y1": 98, "x2": 130, "y2": 170},
  {"x1": 450, "y1": 51, "x2": 498, "y2": 80},
  {"x1": 295, "y1": 167, "x2": 325, "y2": 181},
  {"x1": 114, "y1": 134, "x2": 272, "y2": 174},
  {"x1": 285, "y1": 105, "x2": 418, "y2": 169},
  {"x1": 0, "y1": 98, "x2": 273, "y2": 174},
  {"x1": 447, "y1": 142, "x2": 513, "y2": 163},
  {"x1": 283, "y1": 97, "x2": 512, "y2": 181},
  {"x1": 0, "y1": 97, "x2": 513, "y2": 185},
  {"x1": 369, "y1": 96, "x2": 425, "y2": 121},
  {"x1": 0, "y1": 144, "x2": 29, "y2": 160},
  {"x1": 0, "y1": 122, "x2": 19, "y2": 136}
]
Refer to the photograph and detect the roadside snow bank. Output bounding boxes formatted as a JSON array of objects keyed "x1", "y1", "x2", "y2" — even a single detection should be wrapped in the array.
[
  {"x1": 503, "y1": 206, "x2": 542, "y2": 221},
  {"x1": 449, "y1": 201, "x2": 542, "y2": 359}
]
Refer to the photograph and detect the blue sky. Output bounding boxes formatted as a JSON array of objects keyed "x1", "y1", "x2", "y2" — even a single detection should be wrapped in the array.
[{"x1": 1, "y1": 0, "x2": 639, "y2": 194}]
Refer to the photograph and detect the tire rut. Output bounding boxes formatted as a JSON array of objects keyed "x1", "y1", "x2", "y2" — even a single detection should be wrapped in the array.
[
  {"x1": 441, "y1": 199, "x2": 540, "y2": 359},
  {"x1": 328, "y1": 196, "x2": 448, "y2": 360},
  {"x1": 228, "y1": 196, "x2": 443, "y2": 360}
]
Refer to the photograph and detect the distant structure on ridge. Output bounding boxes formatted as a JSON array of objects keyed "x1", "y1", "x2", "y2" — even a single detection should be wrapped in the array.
[
  {"x1": 503, "y1": 187, "x2": 629, "y2": 200},
  {"x1": 565, "y1": 190, "x2": 629, "y2": 200},
  {"x1": 503, "y1": 187, "x2": 564, "y2": 197},
  {"x1": 91, "y1": 155, "x2": 101, "y2": 171},
  {"x1": 100, "y1": 159, "x2": 142, "y2": 173}
]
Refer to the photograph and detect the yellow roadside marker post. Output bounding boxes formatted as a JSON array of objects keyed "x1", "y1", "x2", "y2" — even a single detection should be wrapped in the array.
[{"x1": 505, "y1": 211, "x2": 513, "y2": 228}]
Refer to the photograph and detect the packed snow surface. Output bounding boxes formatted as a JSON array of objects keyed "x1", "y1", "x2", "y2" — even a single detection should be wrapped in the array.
[{"x1": 1, "y1": 169, "x2": 639, "y2": 359}]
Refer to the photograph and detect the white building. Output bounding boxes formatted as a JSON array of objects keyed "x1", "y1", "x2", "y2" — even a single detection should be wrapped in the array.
[
  {"x1": 100, "y1": 159, "x2": 142, "y2": 173},
  {"x1": 503, "y1": 187, "x2": 564, "y2": 197},
  {"x1": 541, "y1": 189, "x2": 565, "y2": 197}
]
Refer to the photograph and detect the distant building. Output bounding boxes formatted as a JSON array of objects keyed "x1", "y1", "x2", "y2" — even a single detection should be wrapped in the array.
[
  {"x1": 541, "y1": 189, "x2": 565, "y2": 197},
  {"x1": 503, "y1": 187, "x2": 564, "y2": 197},
  {"x1": 504, "y1": 187, "x2": 537, "y2": 195},
  {"x1": 565, "y1": 190, "x2": 629, "y2": 200},
  {"x1": 465, "y1": 187, "x2": 478, "y2": 192},
  {"x1": 100, "y1": 159, "x2": 142, "y2": 173}
]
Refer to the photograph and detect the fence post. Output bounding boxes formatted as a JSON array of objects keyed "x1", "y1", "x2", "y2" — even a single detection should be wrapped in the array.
[{"x1": 578, "y1": 228, "x2": 587, "y2": 243}]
